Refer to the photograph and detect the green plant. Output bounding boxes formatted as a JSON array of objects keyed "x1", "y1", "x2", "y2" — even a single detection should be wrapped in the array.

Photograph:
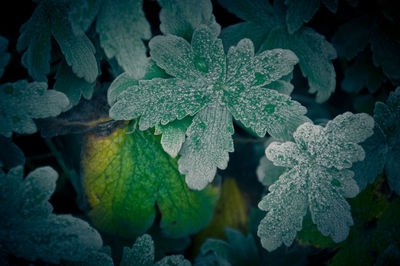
[{"x1": 0, "y1": 0, "x2": 399, "y2": 264}]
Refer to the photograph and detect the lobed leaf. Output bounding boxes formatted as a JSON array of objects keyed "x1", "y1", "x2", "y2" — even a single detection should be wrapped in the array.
[
  {"x1": 82, "y1": 124, "x2": 219, "y2": 237},
  {"x1": 17, "y1": 0, "x2": 98, "y2": 82},
  {"x1": 96, "y1": 0, "x2": 151, "y2": 79},
  {"x1": 178, "y1": 103, "x2": 234, "y2": 190},
  {"x1": 54, "y1": 60, "x2": 95, "y2": 110},
  {"x1": 0, "y1": 166, "x2": 103, "y2": 264},
  {"x1": 258, "y1": 112, "x2": 374, "y2": 251},
  {"x1": 0, "y1": 80, "x2": 69, "y2": 137},
  {"x1": 158, "y1": 0, "x2": 220, "y2": 41}
]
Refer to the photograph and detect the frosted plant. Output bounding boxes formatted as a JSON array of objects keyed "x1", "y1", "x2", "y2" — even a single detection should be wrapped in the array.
[
  {"x1": 109, "y1": 26, "x2": 308, "y2": 190},
  {"x1": 257, "y1": 112, "x2": 374, "y2": 251},
  {"x1": 0, "y1": 80, "x2": 69, "y2": 137}
]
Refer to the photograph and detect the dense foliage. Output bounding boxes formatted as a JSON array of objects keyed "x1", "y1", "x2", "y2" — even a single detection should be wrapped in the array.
[{"x1": 0, "y1": 0, "x2": 399, "y2": 265}]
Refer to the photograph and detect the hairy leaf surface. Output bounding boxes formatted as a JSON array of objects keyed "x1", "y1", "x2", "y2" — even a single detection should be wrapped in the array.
[
  {"x1": 17, "y1": 0, "x2": 98, "y2": 82},
  {"x1": 158, "y1": 0, "x2": 220, "y2": 41},
  {"x1": 219, "y1": 0, "x2": 337, "y2": 102},
  {"x1": 96, "y1": 0, "x2": 151, "y2": 79},
  {"x1": 110, "y1": 26, "x2": 305, "y2": 189},
  {"x1": 258, "y1": 112, "x2": 374, "y2": 251},
  {"x1": 0, "y1": 80, "x2": 69, "y2": 137},
  {"x1": 0, "y1": 166, "x2": 103, "y2": 264}
]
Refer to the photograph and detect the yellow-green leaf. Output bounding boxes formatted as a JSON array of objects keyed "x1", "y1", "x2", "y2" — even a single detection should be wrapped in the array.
[{"x1": 82, "y1": 123, "x2": 219, "y2": 238}]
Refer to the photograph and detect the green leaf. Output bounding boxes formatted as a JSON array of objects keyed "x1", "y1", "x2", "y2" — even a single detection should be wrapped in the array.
[
  {"x1": 0, "y1": 136, "x2": 25, "y2": 170},
  {"x1": 0, "y1": 166, "x2": 103, "y2": 264},
  {"x1": 370, "y1": 26, "x2": 400, "y2": 80},
  {"x1": 258, "y1": 112, "x2": 374, "y2": 251},
  {"x1": 217, "y1": 0, "x2": 281, "y2": 27},
  {"x1": 256, "y1": 155, "x2": 286, "y2": 187},
  {"x1": 284, "y1": 0, "x2": 319, "y2": 34},
  {"x1": 82, "y1": 124, "x2": 219, "y2": 238},
  {"x1": 120, "y1": 234, "x2": 191, "y2": 266},
  {"x1": 158, "y1": 0, "x2": 220, "y2": 41},
  {"x1": 219, "y1": 1, "x2": 337, "y2": 103},
  {"x1": 342, "y1": 53, "x2": 386, "y2": 94},
  {"x1": 332, "y1": 16, "x2": 372, "y2": 60},
  {"x1": 155, "y1": 117, "x2": 192, "y2": 158},
  {"x1": 374, "y1": 87, "x2": 400, "y2": 195},
  {"x1": 110, "y1": 26, "x2": 304, "y2": 189},
  {"x1": 199, "y1": 228, "x2": 261, "y2": 266},
  {"x1": 0, "y1": 36, "x2": 10, "y2": 78},
  {"x1": 0, "y1": 80, "x2": 69, "y2": 137},
  {"x1": 96, "y1": 0, "x2": 151, "y2": 79},
  {"x1": 68, "y1": 0, "x2": 101, "y2": 33},
  {"x1": 17, "y1": 0, "x2": 98, "y2": 82},
  {"x1": 54, "y1": 60, "x2": 95, "y2": 110},
  {"x1": 351, "y1": 125, "x2": 387, "y2": 191},
  {"x1": 179, "y1": 103, "x2": 234, "y2": 190}
]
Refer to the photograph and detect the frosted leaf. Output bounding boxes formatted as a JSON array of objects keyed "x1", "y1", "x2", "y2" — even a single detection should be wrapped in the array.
[
  {"x1": 96, "y1": 0, "x2": 151, "y2": 79},
  {"x1": 17, "y1": 0, "x2": 98, "y2": 82},
  {"x1": 258, "y1": 166, "x2": 308, "y2": 251},
  {"x1": 284, "y1": 0, "x2": 319, "y2": 34},
  {"x1": 325, "y1": 112, "x2": 375, "y2": 144},
  {"x1": 256, "y1": 156, "x2": 286, "y2": 187},
  {"x1": 155, "y1": 255, "x2": 191, "y2": 266},
  {"x1": 0, "y1": 166, "x2": 103, "y2": 264},
  {"x1": 0, "y1": 36, "x2": 10, "y2": 78},
  {"x1": 149, "y1": 27, "x2": 225, "y2": 82},
  {"x1": 199, "y1": 228, "x2": 261, "y2": 265},
  {"x1": 260, "y1": 26, "x2": 337, "y2": 103},
  {"x1": 68, "y1": 0, "x2": 101, "y2": 33},
  {"x1": 107, "y1": 61, "x2": 169, "y2": 106},
  {"x1": 266, "y1": 80, "x2": 294, "y2": 95},
  {"x1": 155, "y1": 117, "x2": 192, "y2": 158},
  {"x1": 120, "y1": 234, "x2": 154, "y2": 266},
  {"x1": 110, "y1": 78, "x2": 207, "y2": 130},
  {"x1": 332, "y1": 16, "x2": 371, "y2": 60},
  {"x1": 179, "y1": 103, "x2": 234, "y2": 190},
  {"x1": 158, "y1": 0, "x2": 220, "y2": 41},
  {"x1": 110, "y1": 26, "x2": 301, "y2": 188},
  {"x1": 225, "y1": 86, "x2": 308, "y2": 140},
  {"x1": 54, "y1": 60, "x2": 95, "y2": 110},
  {"x1": 221, "y1": 22, "x2": 271, "y2": 53},
  {"x1": 120, "y1": 234, "x2": 192, "y2": 266},
  {"x1": 0, "y1": 80, "x2": 69, "y2": 137},
  {"x1": 218, "y1": 0, "x2": 337, "y2": 102},
  {"x1": 257, "y1": 112, "x2": 374, "y2": 251},
  {"x1": 308, "y1": 166, "x2": 358, "y2": 242},
  {"x1": 321, "y1": 0, "x2": 339, "y2": 13},
  {"x1": 266, "y1": 141, "x2": 306, "y2": 167},
  {"x1": 0, "y1": 136, "x2": 25, "y2": 170}
]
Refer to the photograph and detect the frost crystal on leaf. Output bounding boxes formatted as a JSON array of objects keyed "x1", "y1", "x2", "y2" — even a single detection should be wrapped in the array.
[
  {"x1": 109, "y1": 26, "x2": 307, "y2": 190},
  {"x1": 0, "y1": 166, "x2": 103, "y2": 264},
  {"x1": 257, "y1": 112, "x2": 374, "y2": 251},
  {"x1": 0, "y1": 80, "x2": 69, "y2": 137},
  {"x1": 219, "y1": 0, "x2": 337, "y2": 103},
  {"x1": 120, "y1": 234, "x2": 191, "y2": 266},
  {"x1": 96, "y1": 0, "x2": 151, "y2": 79},
  {"x1": 17, "y1": 0, "x2": 98, "y2": 82}
]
